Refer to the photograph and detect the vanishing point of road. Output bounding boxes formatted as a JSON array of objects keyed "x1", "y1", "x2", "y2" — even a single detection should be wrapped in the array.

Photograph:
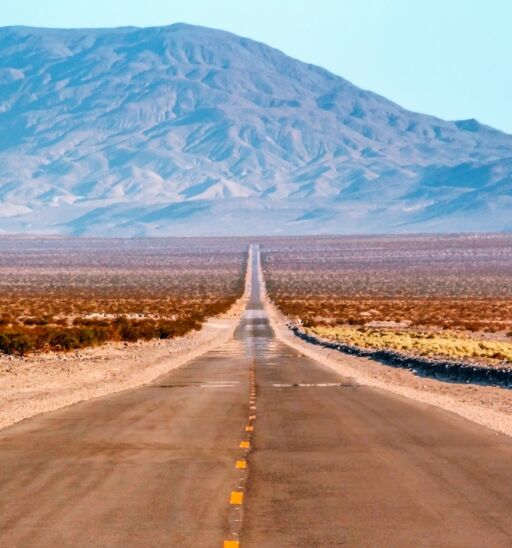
[{"x1": 1, "y1": 245, "x2": 512, "y2": 547}]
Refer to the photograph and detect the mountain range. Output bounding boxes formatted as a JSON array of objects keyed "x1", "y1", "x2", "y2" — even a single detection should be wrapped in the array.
[{"x1": 0, "y1": 23, "x2": 511, "y2": 235}]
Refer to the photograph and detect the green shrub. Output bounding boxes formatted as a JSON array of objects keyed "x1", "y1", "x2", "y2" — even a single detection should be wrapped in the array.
[
  {"x1": 48, "y1": 331, "x2": 80, "y2": 350},
  {"x1": 76, "y1": 327, "x2": 99, "y2": 346},
  {"x1": 113, "y1": 317, "x2": 142, "y2": 342},
  {"x1": 0, "y1": 332, "x2": 35, "y2": 356},
  {"x1": 157, "y1": 322, "x2": 175, "y2": 339}
]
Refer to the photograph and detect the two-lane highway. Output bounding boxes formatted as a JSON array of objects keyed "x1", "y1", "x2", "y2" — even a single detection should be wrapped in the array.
[{"x1": 1, "y1": 245, "x2": 512, "y2": 547}]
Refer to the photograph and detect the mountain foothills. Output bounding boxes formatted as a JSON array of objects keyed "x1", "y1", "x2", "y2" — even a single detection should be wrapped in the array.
[{"x1": 0, "y1": 24, "x2": 511, "y2": 235}]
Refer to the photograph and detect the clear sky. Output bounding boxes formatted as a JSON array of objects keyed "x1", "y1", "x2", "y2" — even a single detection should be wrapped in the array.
[{"x1": 2, "y1": 0, "x2": 511, "y2": 133}]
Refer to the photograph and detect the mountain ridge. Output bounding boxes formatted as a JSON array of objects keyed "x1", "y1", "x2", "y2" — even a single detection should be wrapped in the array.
[{"x1": 0, "y1": 23, "x2": 511, "y2": 235}]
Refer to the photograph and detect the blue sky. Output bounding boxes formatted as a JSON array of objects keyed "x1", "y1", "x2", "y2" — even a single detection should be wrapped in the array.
[{"x1": 2, "y1": 0, "x2": 511, "y2": 133}]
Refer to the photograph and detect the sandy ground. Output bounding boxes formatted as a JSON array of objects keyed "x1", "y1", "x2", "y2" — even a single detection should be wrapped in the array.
[
  {"x1": 257, "y1": 260, "x2": 512, "y2": 438},
  {"x1": 0, "y1": 248, "x2": 252, "y2": 431}
]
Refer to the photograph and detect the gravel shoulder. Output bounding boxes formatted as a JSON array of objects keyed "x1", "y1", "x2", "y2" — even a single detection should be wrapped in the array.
[
  {"x1": 0, "y1": 248, "x2": 252, "y2": 431},
  {"x1": 259, "y1": 262, "x2": 512, "y2": 438}
]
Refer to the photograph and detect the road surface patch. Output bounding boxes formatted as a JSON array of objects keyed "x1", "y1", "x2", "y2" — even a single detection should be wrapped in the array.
[
  {"x1": 200, "y1": 382, "x2": 239, "y2": 388},
  {"x1": 272, "y1": 382, "x2": 354, "y2": 388}
]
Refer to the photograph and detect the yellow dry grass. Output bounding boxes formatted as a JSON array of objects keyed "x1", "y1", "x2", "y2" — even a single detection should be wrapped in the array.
[{"x1": 310, "y1": 325, "x2": 512, "y2": 365}]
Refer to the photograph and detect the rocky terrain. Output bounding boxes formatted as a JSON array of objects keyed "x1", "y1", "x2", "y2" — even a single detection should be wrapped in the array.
[{"x1": 0, "y1": 24, "x2": 511, "y2": 235}]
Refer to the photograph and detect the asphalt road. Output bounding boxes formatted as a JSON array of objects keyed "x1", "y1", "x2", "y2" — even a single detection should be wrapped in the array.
[{"x1": 1, "y1": 246, "x2": 512, "y2": 547}]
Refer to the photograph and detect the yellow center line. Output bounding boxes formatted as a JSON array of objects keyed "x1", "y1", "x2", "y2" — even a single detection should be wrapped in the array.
[
  {"x1": 224, "y1": 540, "x2": 240, "y2": 548},
  {"x1": 230, "y1": 491, "x2": 244, "y2": 505},
  {"x1": 245, "y1": 425, "x2": 253, "y2": 432},
  {"x1": 240, "y1": 441, "x2": 250, "y2": 449},
  {"x1": 236, "y1": 459, "x2": 247, "y2": 469}
]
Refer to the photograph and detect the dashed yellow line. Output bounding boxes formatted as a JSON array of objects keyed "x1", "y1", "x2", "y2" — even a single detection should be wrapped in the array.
[
  {"x1": 225, "y1": 362, "x2": 258, "y2": 548},
  {"x1": 230, "y1": 491, "x2": 244, "y2": 505}
]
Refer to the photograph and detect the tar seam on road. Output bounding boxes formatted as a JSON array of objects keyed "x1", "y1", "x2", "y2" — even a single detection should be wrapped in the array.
[{"x1": 224, "y1": 358, "x2": 256, "y2": 548}]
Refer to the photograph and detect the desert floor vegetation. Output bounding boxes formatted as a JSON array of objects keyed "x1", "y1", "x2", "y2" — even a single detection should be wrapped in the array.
[
  {"x1": 0, "y1": 238, "x2": 247, "y2": 355},
  {"x1": 261, "y1": 234, "x2": 512, "y2": 367},
  {"x1": 310, "y1": 325, "x2": 512, "y2": 365}
]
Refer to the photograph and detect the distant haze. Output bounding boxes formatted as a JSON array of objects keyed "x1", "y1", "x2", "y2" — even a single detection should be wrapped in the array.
[{"x1": 0, "y1": 24, "x2": 511, "y2": 236}]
